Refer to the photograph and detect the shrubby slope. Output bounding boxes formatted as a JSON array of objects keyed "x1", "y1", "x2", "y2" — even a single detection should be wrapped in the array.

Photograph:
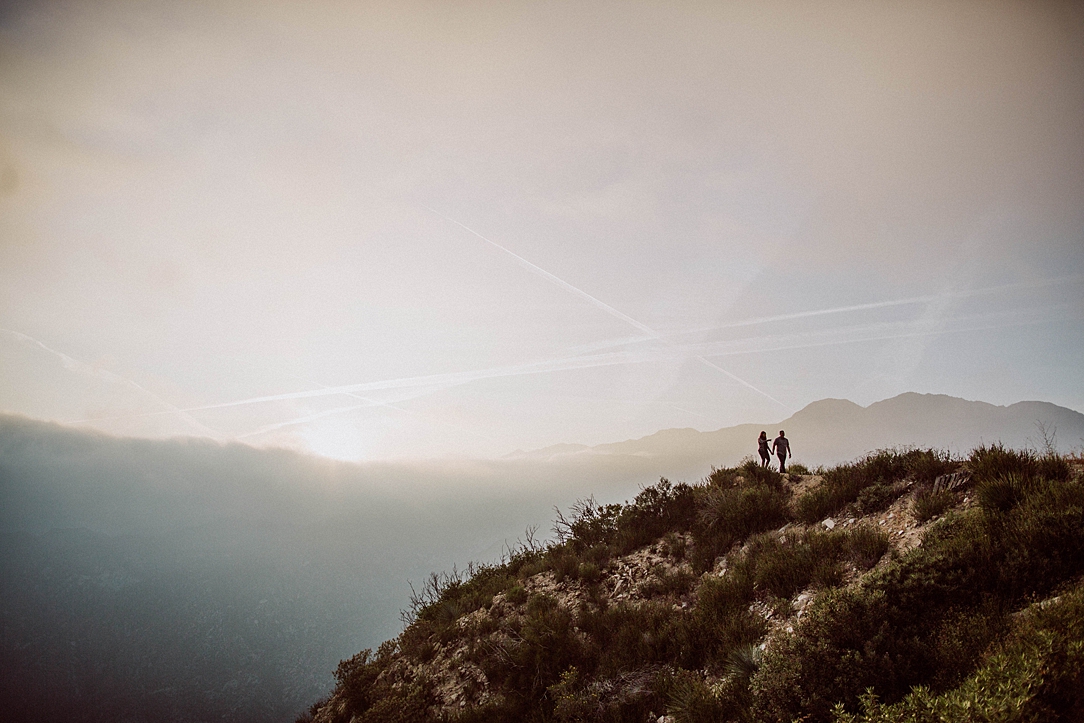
[{"x1": 304, "y1": 446, "x2": 1084, "y2": 723}]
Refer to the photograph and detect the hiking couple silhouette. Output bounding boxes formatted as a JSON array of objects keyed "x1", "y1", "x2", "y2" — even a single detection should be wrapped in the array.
[{"x1": 758, "y1": 430, "x2": 791, "y2": 473}]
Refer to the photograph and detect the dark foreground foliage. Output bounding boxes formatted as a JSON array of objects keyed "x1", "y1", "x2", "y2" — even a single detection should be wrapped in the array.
[{"x1": 309, "y1": 447, "x2": 1084, "y2": 723}]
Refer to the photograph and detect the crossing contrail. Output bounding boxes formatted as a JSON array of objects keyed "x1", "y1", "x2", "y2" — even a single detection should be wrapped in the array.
[
  {"x1": 68, "y1": 353, "x2": 641, "y2": 423},
  {"x1": 230, "y1": 271, "x2": 1082, "y2": 440},
  {"x1": 66, "y1": 304, "x2": 1073, "y2": 427},
  {"x1": 235, "y1": 402, "x2": 377, "y2": 439},
  {"x1": 424, "y1": 206, "x2": 657, "y2": 336},
  {"x1": 0, "y1": 328, "x2": 218, "y2": 436},
  {"x1": 237, "y1": 376, "x2": 498, "y2": 443},
  {"x1": 426, "y1": 207, "x2": 792, "y2": 411},
  {"x1": 677, "y1": 273, "x2": 1084, "y2": 337}
]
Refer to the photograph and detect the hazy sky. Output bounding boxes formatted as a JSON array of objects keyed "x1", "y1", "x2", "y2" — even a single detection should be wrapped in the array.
[{"x1": 1, "y1": 0, "x2": 1082, "y2": 460}]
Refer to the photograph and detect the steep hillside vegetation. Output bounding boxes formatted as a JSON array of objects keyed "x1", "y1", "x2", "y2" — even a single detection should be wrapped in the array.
[{"x1": 302, "y1": 446, "x2": 1084, "y2": 723}]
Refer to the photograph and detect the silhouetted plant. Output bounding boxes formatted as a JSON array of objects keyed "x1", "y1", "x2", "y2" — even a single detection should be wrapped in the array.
[
  {"x1": 795, "y1": 449, "x2": 936, "y2": 524},
  {"x1": 692, "y1": 476, "x2": 790, "y2": 571}
]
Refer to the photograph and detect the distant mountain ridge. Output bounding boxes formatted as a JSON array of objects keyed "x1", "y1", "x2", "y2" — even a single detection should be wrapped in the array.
[{"x1": 510, "y1": 393, "x2": 1084, "y2": 473}]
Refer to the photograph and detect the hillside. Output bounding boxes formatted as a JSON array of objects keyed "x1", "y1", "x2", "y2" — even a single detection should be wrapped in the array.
[
  {"x1": 304, "y1": 446, "x2": 1084, "y2": 723},
  {"x1": 509, "y1": 394, "x2": 1084, "y2": 475}
]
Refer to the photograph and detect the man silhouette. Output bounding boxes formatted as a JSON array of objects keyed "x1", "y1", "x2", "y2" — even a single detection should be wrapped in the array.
[{"x1": 772, "y1": 430, "x2": 791, "y2": 473}]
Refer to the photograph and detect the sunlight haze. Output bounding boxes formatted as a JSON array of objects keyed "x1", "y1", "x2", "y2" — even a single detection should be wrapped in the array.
[{"x1": 1, "y1": 0, "x2": 1082, "y2": 460}]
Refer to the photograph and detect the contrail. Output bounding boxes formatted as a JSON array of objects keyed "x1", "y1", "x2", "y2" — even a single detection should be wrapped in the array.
[
  {"x1": 688, "y1": 304, "x2": 1076, "y2": 360},
  {"x1": 0, "y1": 328, "x2": 218, "y2": 436},
  {"x1": 696, "y1": 312, "x2": 1063, "y2": 361},
  {"x1": 425, "y1": 207, "x2": 658, "y2": 336},
  {"x1": 68, "y1": 304, "x2": 1074, "y2": 426},
  {"x1": 677, "y1": 273, "x2": 1084, "y2": 337},
  {"x1": 426, "y1": 207, "x2": 791, "y2": 410},
  {"x1": 69, "y1": 353, "x2": 640, "y2": 423},
  {"x1": 240, "y1": 375, "x2": 498, "y2": 443},
  {"x1": 235, "y1": 402, "x2": 376, "y2": 439}
]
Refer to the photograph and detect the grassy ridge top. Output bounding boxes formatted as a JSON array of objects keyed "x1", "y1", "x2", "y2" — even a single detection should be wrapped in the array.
[{"x1": 303, "y1": 446, "x2": 1084, "y2": 723}]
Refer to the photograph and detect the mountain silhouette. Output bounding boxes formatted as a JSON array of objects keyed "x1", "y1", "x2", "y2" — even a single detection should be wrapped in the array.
[{"x1": 510, "y1": 393, "x2": 1083, "y2": 478}]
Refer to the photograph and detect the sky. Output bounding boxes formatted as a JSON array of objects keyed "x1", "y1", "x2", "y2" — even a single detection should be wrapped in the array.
[{"x1": 0, "y1": 0, "x2": 1082, "y2": 461}]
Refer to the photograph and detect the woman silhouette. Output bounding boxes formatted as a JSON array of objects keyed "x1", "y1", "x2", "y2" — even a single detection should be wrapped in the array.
[{"x1": 758, "y1": 431, "x2": 771, "y2": 468}]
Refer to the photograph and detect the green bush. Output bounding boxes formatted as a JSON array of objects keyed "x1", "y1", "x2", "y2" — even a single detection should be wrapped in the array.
[
  {"x1": 554, "y1": 478, "x2": 698, "y2": 557},
  {"x1": 664, "y1": 669, "x2": 729, "y2": 723},
  {"x1": 968, "y1": 444, "x2": 1071, "y2": 486},
  {"x1": 751, "y1": 469, "x2": 1084, "y2": 722},
  {"x1": 692, "y1": 475, "x2": 790, "y2": 571},
  {"x1": 832, "y1": 583, "x2": 1084, "y2": 723},
  {"x1": 691, "y1": 568, "x2": 766, "y2": 664},
  {"x1": 639, "y1": 567, "x2": 697, "y2": 598},
  {"x1": 794, "y1": 449, "x2": 938, "y2": 524},
  {"x1": 549, "y1": 666, "x2": 665, "y2": 723},
  {"x1": 330, "y1": 641, "x2": 435, "y2": 723},
  {"x1": 579, "y1": 600, "x2": 694, "y2": 674},
  {"x1": 902, "y1": 449, "x2": 959, "y2": 485},
  {"x1": 613, "y1": 478, "x2": 698, "y2": 554},
  {"x1": 787, "y1": 462, "x2": 812, "y2": 476},
  {"x1": 477, "y1": 592, "x2": 583, "y2": 715},
  {"x1": 911, "y1": 486, "x2": 954, "y2": 523},
  {"x1": 745, "y1": 530, "x2": 841, "y2": 599},
  {"x1": 975, "y1": 472, "x2": 1024, "y2": 514},
  {"x1": 842, "y1": 525, "x2": 890, "y2": 570},
  {"x1": 505, "y1": 583, "x2": 527, "y2": 605}
]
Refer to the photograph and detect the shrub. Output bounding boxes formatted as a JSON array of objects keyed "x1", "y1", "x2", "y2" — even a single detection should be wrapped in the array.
[
  {"x1": 659, "y1": 531, "x2": 687, "y2": 560},
  {"x1": 330, "y1": 641, "x2": 433, "y2": 723},
  {"x1": 902, "y1": 449, "x2": 958, "y2": 485},
  {"x1": 549, "y1": 666, "x2": 665, "y2": 723},
  {"x1": 613, "y1": 478, "x2": 698, "y2": 554},
  {"x1": 751, "y1": 466, "x2": 1084, "y2": 722},
  {"x1": 968, "y1": 444, "x2": 1072, "y2": 486},
  {"x1": 554, "y1": 479, "x2": 698, "y2": 556},
  {"x1": 478, "y1": 592, "x2": 583, "y2": 712},
  {"x1": 853, "y1": 483, "x2": 898, "y2": 515},
  {"x1": 406, "y1": 561, "x2": 524, "y2": 631},
  {"x1": 664, "y1": 669, "x2": 729, "y2": 723},
  {"x1": 743, "y1": 530, "x2": 845, "y2": 599},
  {"x1": 725, "y1": 643, "x2": 764, "y2": 681},
  {"x1": 505, "y1": 583, "x2": 527, "y2": 605},
  {"x1": 842, "y1": 525, "x2": 890, "y2": 570},
  {"x1": 548, "y1": 546, "x2": 583, "y2": 583},
  {"x1": 911, "y1": 486, "x2": 954, "y2": 523},
  {"x1": 578, "y1": 562, "x2": 603, "y2": 584},
  {"x1": 787, "y1": 462, "x2": 812, "y2": 476},
  {"x1": 975, "y1": 472, "x2": 1024, "y2": 514},
  {"x1": 553, "y1": 497, "x2": 623, "y2": 551},
  {"x1": 794, "y1": 449, "x2": 936, "y2": 524},
  {"x1": 692, "y1": 479, "x2": 790, "y2": 571},
  {"x1": 831, "y1": 583, "x2": 1084, "y2": 723},
  {"x1": 639, "y1": 567, "x2": 697, "y2": 598},
  {"x1": 691, "y1": 570, "x2": 766, "y2": 663}
]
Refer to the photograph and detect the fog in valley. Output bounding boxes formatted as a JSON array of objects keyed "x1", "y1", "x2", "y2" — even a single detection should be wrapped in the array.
[
  {"x1": 3, "y1": 395, "x2": 1082, "y2": 721},
  {"x1": 0, "y1": 414, "x2": 677, "y2": 722}
]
